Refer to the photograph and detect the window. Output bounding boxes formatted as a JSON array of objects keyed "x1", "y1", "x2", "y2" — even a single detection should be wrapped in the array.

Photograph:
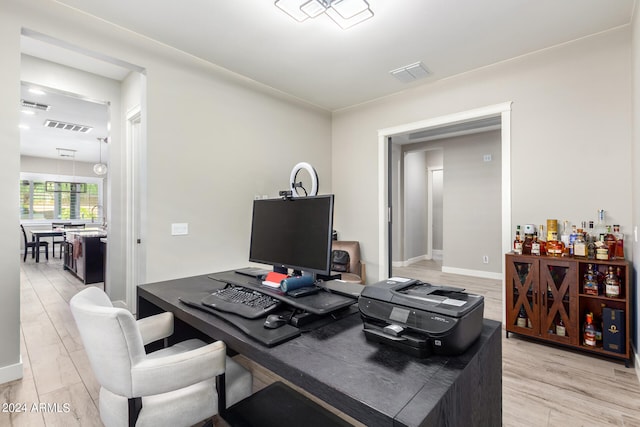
[{"x1": 20, "y1": 173, "x2": 103, "y2": 222}]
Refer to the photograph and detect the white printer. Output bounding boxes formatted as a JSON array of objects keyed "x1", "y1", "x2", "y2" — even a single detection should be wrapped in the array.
[{"x1": 359, "y1": 278, "x2": 484, "y2": 357}]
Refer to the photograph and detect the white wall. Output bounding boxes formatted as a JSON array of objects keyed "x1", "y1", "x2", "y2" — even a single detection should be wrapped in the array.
[
  {"x1": 403, "y1": 150, "x2": 428, "y2": 260},
  {"x1": 631, "y1": 3, "x2": 640, "y2": 361},
  {"x1": 0, "y1": 1, "x2": 22, "y2": 384},
  {"x1": 394, "y1": 131, "x2": 501, "y2": 274},
  {"x1": 332, "y1": 27, "x2": 632, "y2": 284},
  {"x1": 0, "y1": 0, "x2": 332, "y2": 382}
]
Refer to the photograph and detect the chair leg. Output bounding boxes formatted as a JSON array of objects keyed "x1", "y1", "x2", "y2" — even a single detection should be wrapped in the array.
[
  {"x1": 45, "y1": 245, "x2": 49, "y2": 260},
  {"x1": 23, "y1": 247, "x2": 27, "y2": 262},
  {"x1": 127, "y1": 397, "x2": 142, "y2": 427}
]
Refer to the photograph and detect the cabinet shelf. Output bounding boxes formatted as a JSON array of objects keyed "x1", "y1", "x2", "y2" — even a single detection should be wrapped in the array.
[{"x1": 505, "y1": 253, "x2": 631, "y2": 365}]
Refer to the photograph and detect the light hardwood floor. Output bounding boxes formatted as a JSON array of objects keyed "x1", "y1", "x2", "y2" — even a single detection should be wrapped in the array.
[{"x1": 1, "y1": 256, "x2": 639, "y2": 426}]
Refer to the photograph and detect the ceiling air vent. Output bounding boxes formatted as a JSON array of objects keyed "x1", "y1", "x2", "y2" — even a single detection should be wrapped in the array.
[
  {"x1": 390, "y1": 61, "x2": 430, "y2": 83},
  {"x1": 43, "y1": 119, "x2": 93, "y2": 133},
  {"x1": 21, "y1": 99, "x2": 51, "y2": 111}
]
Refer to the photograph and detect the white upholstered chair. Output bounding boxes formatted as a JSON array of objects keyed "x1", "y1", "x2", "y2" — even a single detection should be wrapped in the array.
[{"x1": 70, "y1": 287, "x2": 252, "y2": 427}]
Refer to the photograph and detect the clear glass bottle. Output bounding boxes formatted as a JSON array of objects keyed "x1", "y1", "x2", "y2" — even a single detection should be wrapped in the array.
[
  {"x1": 573, "y1": 228, "x2": 587, "y2": 258},
  {"x1": 517, "y1": 306, "x2": 527, "y2": 328},
  {"x1": 560, "y1": 220, "x2": 571, "y2": 255},
  {"x1": 595, "y1": 209, "x2": 606, "y2": 241},
  {"x1": 538, "y1": 224, "x2": 547, "y2": 255},
  {"x1": 568, "y1": 225, "x2": 578, "y2": 256},
  {"x1": 583, "y1": 264, "x2": 599, "y2": 295},
  {"x1": 595, "y1": 235, "x2": 609, "y2": 261},
  {"x1": 556, "y1": 317, "x2": 566, "y2": 336},
  {"x1": 605, "y1": 266, "x2": 620, "y2": 298}
]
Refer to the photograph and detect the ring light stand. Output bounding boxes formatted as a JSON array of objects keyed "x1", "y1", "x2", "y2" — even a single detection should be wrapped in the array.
[{"x1": 290, "y1": 162, "x2": 318, "y2": 197}]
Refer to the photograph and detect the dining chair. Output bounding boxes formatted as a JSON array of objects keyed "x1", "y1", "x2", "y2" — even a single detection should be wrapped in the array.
[
  {"x1": 21, "y1": 224, "x2": 48, "y2": 262},
  {"x1": 70, "y1": 287, "x2": 253, "y2": 427}
]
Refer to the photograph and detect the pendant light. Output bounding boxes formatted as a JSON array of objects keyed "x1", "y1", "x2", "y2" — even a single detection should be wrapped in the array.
[{"x1": 93, "y1": 137, "x2": 108, "y2": 175}]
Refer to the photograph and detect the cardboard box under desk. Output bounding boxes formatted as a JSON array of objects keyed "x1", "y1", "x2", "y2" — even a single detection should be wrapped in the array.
[{"x1": 603, "y1": 308, "x2": 625, "y2": 354}]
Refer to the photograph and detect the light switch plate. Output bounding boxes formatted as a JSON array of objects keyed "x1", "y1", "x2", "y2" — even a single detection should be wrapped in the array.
[{"x1": 171, "y1": 223, "x2": 189, "y2": 236}]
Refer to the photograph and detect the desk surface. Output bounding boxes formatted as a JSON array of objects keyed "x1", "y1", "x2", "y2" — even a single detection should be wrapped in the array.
[{"x1": 138, "y1": 274, "x2": 502, "y2": 427}]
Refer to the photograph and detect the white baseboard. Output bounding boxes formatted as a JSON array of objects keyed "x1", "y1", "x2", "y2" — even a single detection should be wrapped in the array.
[
  {"x1": 441, "y1": 266, "x2": 502, "y2": 280},
  {"x1": 432, "y1": 250, "x2": 443, "y2": 261},
  {"x1": 0, "y1": 358, "x2": 23, "y2": 385},
  {"x1": 392, "y1": 254, "x2": 430, "y2": 268}
]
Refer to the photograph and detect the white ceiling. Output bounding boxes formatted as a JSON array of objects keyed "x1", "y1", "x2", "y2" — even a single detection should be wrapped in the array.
[
  {"x1": 51, "y1": 0, "x2": 635, "y2": 111},
  {"x1": 20, "y1": 1, "x2": 636, "y2": 161},
  {"x1": 19, "y1": 83, "x2": 109, "y2": 163}
]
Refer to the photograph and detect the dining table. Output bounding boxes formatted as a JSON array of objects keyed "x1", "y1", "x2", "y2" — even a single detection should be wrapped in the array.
[{"x1": 29, "y1": 229, "x2": 65, "y2": 262}]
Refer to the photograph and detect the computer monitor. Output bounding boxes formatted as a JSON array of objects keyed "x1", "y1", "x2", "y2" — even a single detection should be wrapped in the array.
[{"x1": 249, "y1": 194, "x2": 334, "y2": 276}]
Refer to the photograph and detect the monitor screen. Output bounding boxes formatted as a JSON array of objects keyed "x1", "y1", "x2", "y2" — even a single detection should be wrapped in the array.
[{"x1": 249, "y1": 195, "x2": 334, "y2": 276}]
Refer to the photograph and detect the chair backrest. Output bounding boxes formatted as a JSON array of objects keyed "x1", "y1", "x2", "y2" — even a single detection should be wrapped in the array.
[
  {"x1": 20, "y1": 224, "x2": 29, "y2": 246},
  {"x1": 64, "y1": 223, "x2": 86, "y2": 230},
  {"x1": 70, "y1": 287, "x2": 146, "y2": 398},
  {"x1": 331, "y1": 241, "x2": 362, "y2": 276}
]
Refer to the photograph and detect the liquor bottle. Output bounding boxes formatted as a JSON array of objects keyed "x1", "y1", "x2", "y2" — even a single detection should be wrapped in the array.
[
  {"x1": 583, "y1": 264, "x2": 599, "y2": 295},
  {"x1": 556, "y1": 317, "x2": 566, "y2": 336},
  {"x1": 522, "y1": 232, "x2": 533, "y2": 255},
  {"x1": 546, "y1": 219, "x2": 558, "y2": 242},
  {"x1": 605, "y1": 266, "x2": 620, "y2": 298},
  {"x1": 604, "y1": 226, "x2": 617, "y2": 260},
  {"x1": 583, "y1": 312, "x2": 596, "y2": 347},
  {"x1": 616, "y1": 267, "x2": 624, "y2": 295},
  {"x1": 568, "y1": 225, "x2": 578, "y2": 256},
  {"x1": 613, "y1": 225, "x2": 624, "y2": 259},
  {"x1": 531, "y1": 232, "x2": 541, "y2": 256},
  {"x1": 573, "y1": 228, "x2": 587, "y2": 258},
  {"x1": 546, "y1": 232, "x2": 564, "y2": 257},
  {"x1": 595, "y1": 209, "x2": 607, "y2": 241},
  {"x1": 538, "y1": 224, "x2": 547, "y2": 255},
  {"x1": 595, "y1": 235, "x2": 609, "y2": 261},
  {"x1": 560, "y1": 220, "x2": 571, "y2": 255},
  {"x1": 517, "y1": 306, "x2": 527, "y2": 328},
  {"x1": 513, "y1": 225, "x2": 523, "y2": 255}
]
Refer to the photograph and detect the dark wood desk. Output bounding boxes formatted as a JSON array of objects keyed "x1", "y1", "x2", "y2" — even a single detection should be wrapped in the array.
[{"x1": 138, "y1": 274, "x2": 502, "y2": 427}]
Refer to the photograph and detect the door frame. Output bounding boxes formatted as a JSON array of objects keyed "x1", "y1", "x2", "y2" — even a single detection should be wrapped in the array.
[
  {"x1": 427, "y1": 166, "x2": 443, "y2": 262},
  {"x1": 378, "y1": 102, "x2": 513, "y2": 279}
]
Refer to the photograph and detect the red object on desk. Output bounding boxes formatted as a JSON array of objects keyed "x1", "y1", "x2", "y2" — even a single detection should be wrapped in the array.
[{"x1": 264, "y1": 272, "x2": 288, "y2": 287}]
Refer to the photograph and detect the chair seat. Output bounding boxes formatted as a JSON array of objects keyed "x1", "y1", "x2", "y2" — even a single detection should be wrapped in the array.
[
  {"x1": 330, "y1": 271, "x2": 362, "y2": 284},
  {"x1": 146, "y1": 339, "x2": 252, "y2": 408},
  {"x1": 100, "y1": 378, "x2": 217, "y2": 427}
]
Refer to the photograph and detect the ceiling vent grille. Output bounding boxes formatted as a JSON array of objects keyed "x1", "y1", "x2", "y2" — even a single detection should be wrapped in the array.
[
  {"x1": 21, "y1": 99, "x2": 51, "y2": 111},
  {"x1": 43, "y1": 119, "x2": 93, "y2": 133},
  {"x1": 390, "y1": 61, "x2": 430, "y2": 83}
]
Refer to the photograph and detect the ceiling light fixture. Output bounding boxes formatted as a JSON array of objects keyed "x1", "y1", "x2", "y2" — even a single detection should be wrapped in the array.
[
  {"x1": 93, "y1": 137, "x2": 108, "y2": 176},
  {"x1": 275, "y1": 0, "x2": 373, "y2": 29}
]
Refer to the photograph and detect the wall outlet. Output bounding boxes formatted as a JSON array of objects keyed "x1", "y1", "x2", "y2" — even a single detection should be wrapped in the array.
[
  {"x1": 482, "y1": 255, "x2": 489, "y2": 264},
  {"x1": 483, "y1": 154, "x2": 492, "y2": 162}
]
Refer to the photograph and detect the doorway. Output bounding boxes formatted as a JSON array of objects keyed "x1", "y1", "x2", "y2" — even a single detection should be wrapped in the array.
[
  {"x1": 428, "y1": 167, "x2": 443, "y2": 263},
  {"x1": 378, "y1": 102, "x2": 512, "y2": 280},
  {"x1": 20, "y1": 30, "x2": 146, "y2": 308}
]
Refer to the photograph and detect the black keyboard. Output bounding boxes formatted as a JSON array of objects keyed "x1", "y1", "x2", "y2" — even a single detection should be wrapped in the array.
[{"x1": 201, "y1": 285, "x2": 281, "y2": 319}]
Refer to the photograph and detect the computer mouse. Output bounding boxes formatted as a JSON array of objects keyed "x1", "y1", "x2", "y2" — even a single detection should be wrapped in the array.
[{"x1": 264, "y1": 314, "x2": 287, "y2": 329}]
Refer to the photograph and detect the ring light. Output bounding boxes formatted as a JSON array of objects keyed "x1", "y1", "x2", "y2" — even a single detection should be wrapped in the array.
[{"x1": 290, "y1": 162, "x2": 318, "y2": 197}]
